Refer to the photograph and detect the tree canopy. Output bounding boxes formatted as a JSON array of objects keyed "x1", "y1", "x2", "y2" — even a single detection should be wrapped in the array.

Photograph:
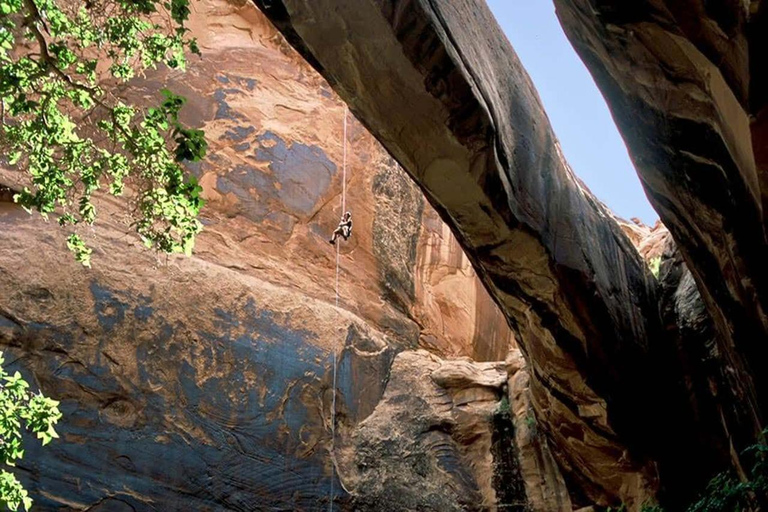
[{"x1": 1, "y1": 0, "x2": 207, "y2": 266}]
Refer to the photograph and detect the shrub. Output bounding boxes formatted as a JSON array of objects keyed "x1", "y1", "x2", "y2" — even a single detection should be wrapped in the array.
[
  {"x1": 649, "y1": 256, "x2": 662, "y2": 279},
  {"x1": 0, "y1": 352, "x2": 61, "y2": 511},
  {"x1": 609, "y1": 431, "x2": 768, "y2": 512}
]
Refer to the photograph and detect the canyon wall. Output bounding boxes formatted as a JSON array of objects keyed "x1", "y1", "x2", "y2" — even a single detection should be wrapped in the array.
[
  {"x1": 252, "y1": 0, "x2": 768, "y2": 509},
  {"x1": 554, "y1": 1, "x2": 768, "y2": 506},
  {"x1": 2, "y1": 0, "x2": 764, "y2": 509},
  {"x1": 252, "y1": 0, "x2": 667, "y2": 508},
  {"x1": 0, "y1": 0, "x2": 522, "y2": 509}
]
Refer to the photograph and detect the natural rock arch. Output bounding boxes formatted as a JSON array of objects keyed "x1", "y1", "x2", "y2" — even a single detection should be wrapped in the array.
[{"x1": 253, "y1": 0, "x2": 768, "y2": 507}]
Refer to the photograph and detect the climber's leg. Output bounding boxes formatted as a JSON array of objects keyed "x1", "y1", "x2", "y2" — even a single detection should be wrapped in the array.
[{"x1": 329, "y1": 227, "x2": 342, "y2": 245}]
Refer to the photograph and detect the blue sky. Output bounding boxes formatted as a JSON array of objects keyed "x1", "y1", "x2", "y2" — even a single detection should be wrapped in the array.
[{"x1": 486, "y1": 1, "x2": 658, "y2": 224}]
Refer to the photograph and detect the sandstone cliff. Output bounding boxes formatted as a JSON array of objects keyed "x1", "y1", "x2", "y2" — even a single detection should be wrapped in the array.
[
  {"x1": 253, "y1": 0, "x2": 768, "y2": 509},
  {"x1": 2, "y1": 0, "x2": 766, "y2": 510},
  {"x1": 555, "y1": 1, "x2": 768, "y2": 506},
  {"x1": 0, "y1": 0, "x2": 523, "y2": 509}
]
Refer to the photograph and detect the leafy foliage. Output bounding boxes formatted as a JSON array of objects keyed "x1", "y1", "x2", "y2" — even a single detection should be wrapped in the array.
[
  {"x1": 495, "y1": 394, "x2": 510, "y2": 417},
  {"x1": 685, "y1": 436, "x2": 768, "y2": 512},
  {"x1": 0, "y1": 352, "x2": 61, "y2": 511},
  {"x1": 0, "y1": 0, "x2": 207, "y2": 266},
  {"x1": 609, "y1": 431, "x2": 768, "y2": 512},
  {"x1": 649, "y1": 256, "x2": 661, "y2": 279}
]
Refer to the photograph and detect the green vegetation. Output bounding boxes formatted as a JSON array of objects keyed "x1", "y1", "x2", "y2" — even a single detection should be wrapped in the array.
[
  {"x1": 496, "y1": 394, "x2": 511, "y2": 417},
  {"x1": 607, "y1": 504, "x2": 664, "y2": 512},
  {"x1": 649, "y1": 256, "x2": 661, "y2": 279},
  {"x1": 524, "y1": 413, "x2": 536, "y2": 429},
  {"x1": 0, "y1": 0, "x2": 207, "y2": 507},
  {"x1": 0, "y1": 352, "x2": 61, "y2": 511},
  {"x1": 685, "y1": 438, "x2": 768, "y2": 512},
  {"x1": 1, "y1": 0, "x2": 207, "y2": 267},
  {"x1": 609, "y1": 432, "x2": 768, "y2": 512}
]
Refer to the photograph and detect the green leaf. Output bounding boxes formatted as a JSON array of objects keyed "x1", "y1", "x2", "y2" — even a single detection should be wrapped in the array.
[
  {"x1": 1, "y1": 0, "x2": 207, "y2": 268},
  {"x1": 66, "y1": 233, "x2": 92, "y2": 267},
  {"x1": 0, "y1": 352, "x2": 61, "y2": 511}
]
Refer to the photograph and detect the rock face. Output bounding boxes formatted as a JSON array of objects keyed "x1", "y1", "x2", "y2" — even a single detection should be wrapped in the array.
[
  {"x1": 552, "y1": 6, "x2": 768, "y2": 382},
  {"x1": 505, "y1": 350, "x2": 572, "y2": 512},
  {"x1": 0, "y1": 215, "x2": 393, "y2": 510},
  {"x1": 415, "y1": 210, "x2": 515, "y2": 361},
  {"x1": 2, "y1": 0, "x2": 765, "y2": 509},
  {"x1": 338, "y1": 351, "x2": 503, "y2": 512},
  {"x1": 553, "y1": 0, "x2": 768, "y2": 504},
  {"x1": 0, "y1": 1, "x2": 521, "y2": 510},
  {"x1": 338, "y1": 349, "x2": 570, "y2": 512},
  {"x1": 251, "y1": 0, "x2": 699, "y2": 508},
  {"x1": 655, "y1": 233, "x2": 763, "y2": 508},
  {"x1": 252, "y1": 0, "x2": 768, "y2": 508},
  {"x1": 617, "y1": 219, "x2": 668, "y2": 262}
]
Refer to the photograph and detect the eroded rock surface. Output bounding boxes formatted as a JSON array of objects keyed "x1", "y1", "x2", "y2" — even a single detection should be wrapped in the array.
[
  {"x1": 340, "y1": 349, "x2": 555, "y2": 512},
  {"x1": 654, "y1": 234, "x2": 763, "y2": 507},
  {"x1": 617, "y1": 218, "x2": 668, "y2": 262},
  {"x1": 3, "y1": 0, "x2": 764, "y2": 508},
  {"x1": 339, "y1": 351, "x2": 493, "y2": 511},
  {"x1": 506, "y1": 351, "x2": 571, "y2": 512},
  {"x1": 251, "y1": 0, "x2": 699, "y2": 507},
  {"x1": 253, "y1": 0, "x2": 768, "y2": 507},
  {"x1": 1, "y1": 199, "x2": 385, "y2": 509},
  {"x1": 554, "y1": 0, "x2": 768, "y2": 502},
  {"x1": 0, "y1": 0, "x2": 517, "y2": 509}
]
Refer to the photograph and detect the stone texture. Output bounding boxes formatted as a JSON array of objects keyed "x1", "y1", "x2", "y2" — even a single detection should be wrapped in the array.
[
  {"x1": 554, "y1": 0, "x2": 768, "y2": 396},
  {"x1": 1, "y1": 203, "x2": 383, "y2": 510},
  {"x1": 655, "y1": 234, "x2": 763, "y2": 508},
  {"x1": 415, "y1": 208, "x2": 515, "y2": 361},
  {"x1": 0, "y1": 0, "x2": 517, "y2": 509},
  {"x1": 252, "y1": 0, "x2": 696, "y2": 507},
  {"x1": 617, "y1": 218, "x2": 668, "y2": 262},
  {"x1": 253, "y1": 0, "x2": 768, "y2": 507},
  {"x1": 339, "y1": 350, "x2": 545, "y2": 512},
  {"x1": 505, "y1": 351, "x2": 572, "y2": 512},
  {"x1": 3, "y1": 0, "x2": 765, "y2": 508},
  {"x1": 553, "y1": 0, "x2": 768, "y2": 503},
  {"x1": 338, "y1": 350, "x2": 495, "y2": 511}
]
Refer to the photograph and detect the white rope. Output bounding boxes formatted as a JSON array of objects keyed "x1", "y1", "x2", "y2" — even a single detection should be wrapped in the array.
[{"x1": 329, "y1": 103, "x2": 348, "y2": 512}]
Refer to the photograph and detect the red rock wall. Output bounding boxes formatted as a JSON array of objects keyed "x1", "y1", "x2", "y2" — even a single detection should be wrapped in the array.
[
  {"x1": 174, "y1": 0, "x2": 512, "y2": 362},
  {"x1": 415, "y1": 210, "x2": 515, "y2": 360},
  {"x1": 0, "y1": 0, "x2": 515, "y2": 509}
]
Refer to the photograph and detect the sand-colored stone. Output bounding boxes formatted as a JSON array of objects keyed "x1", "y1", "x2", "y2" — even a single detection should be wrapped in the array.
[
  {"x1": 3, "y1": 0, "x2": 766, "y2": 508},
  {"x1": 0, "y1": 0, "x2": 517, "y2": 509},
  {"x1": 255, "y1": 0, "x2": 768, "y2": 507},
  {"x1": 253, "y1": 0, "x2": 667, "y2": 507},
  {"x1": 506, "y1": 351, "x2": 571, "y2": 512},
  {"x1": 617, "y1": 219, "x2": 669, "y2": 262}
]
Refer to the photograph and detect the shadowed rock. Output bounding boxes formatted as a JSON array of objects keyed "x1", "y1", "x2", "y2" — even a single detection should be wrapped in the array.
[
  {"x1": 554, "y1": 0, "x2": 768, "y2": 502},
  {"x1": 0, "y1": 1, "x2": 520, "y2": 509},
  {"x1": 2, "y1": 0, "x2": 764, "y2": 508},
  {"x1": 252, "y1": 0, "x2": 707, "y2": 506},
  {"x1": 342, "y1": 350, "x2": 523, "y2": 511}
]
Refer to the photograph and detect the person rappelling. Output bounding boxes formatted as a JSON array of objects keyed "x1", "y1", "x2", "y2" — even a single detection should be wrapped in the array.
[{"x1": 329, "y1": 211, "x2": 352, "y2": 245}]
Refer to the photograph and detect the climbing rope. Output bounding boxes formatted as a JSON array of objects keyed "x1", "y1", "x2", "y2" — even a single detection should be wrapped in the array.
[
  {"x1": 335, "y1": 103, "x2": 347, "y2": 307},
  {"x1": 329, "y1": 103, "x2": 348, "y2": 512}
]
